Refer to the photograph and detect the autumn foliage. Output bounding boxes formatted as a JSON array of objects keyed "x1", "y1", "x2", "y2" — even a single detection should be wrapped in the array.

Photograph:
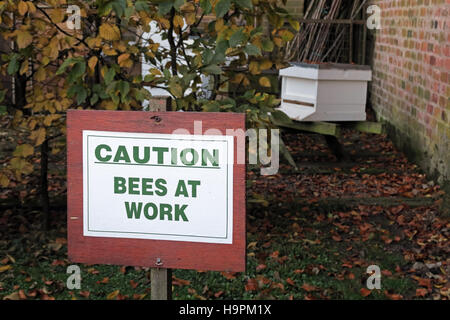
[{"x1": 0, "y1": 0, "x2": 298, "y2": 186}]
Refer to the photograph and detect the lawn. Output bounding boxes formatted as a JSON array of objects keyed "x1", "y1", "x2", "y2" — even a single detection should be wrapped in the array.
[{"x1": 0, "y1": 118, "x2": 449, "y2": 300}]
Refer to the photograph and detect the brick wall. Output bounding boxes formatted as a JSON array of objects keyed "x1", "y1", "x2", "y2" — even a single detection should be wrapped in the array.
[{"x1": 369, "y1": 0, "x2": 449, "y2": 182}]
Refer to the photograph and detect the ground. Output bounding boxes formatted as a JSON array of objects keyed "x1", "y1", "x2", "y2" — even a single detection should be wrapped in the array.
[{"x1": 0, "y1": 115, "x2": 449, "y2": 300}]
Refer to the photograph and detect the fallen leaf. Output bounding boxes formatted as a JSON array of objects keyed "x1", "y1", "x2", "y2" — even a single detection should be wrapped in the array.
[
  {"x1": 97, "y1": 277, "x2": 109, "y2": 284},
  {"x1": 3, "y1": 292, "x2": 20, "y2": 300},
  {"x1": 0, "y1": 265, "x2": 12, "y2": 273},
  {"x1": 106, "y1": 290, "x2": 120, "y2": 300},
  {"x1": 245, "y1": 279, "x2": 258, "y2": 292},
  {"x1": 286, "y1": 278, "x2": 296, "y2": 286},
  {"x1": 416, "y1": 288, "x2": 428, "y2": 297},
  {"x1": 129, "y1": 280, "x2": 138, "y2": 289},
  {"x1": 172, "y1": 276, "x2": 191, "y2": 286},
  {"x1": 256, "y1": 264, "x2": 267, "y2": 272},
  {"x1": 360, "y1": 288, "x2": 372, "y2": 297},
  {"x1": 220, "y1": 272, "x2": 237, "y2": 280},
  {"x1": 301, "y1": 283, "x2": 318, "y2": 292},
  {"x1": 18, "y1": 290, "x2": 27, "y2": 300}
]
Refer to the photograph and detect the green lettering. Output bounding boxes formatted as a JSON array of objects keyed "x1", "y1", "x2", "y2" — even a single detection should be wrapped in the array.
[
  {"x1": 175, "y1": 204, "x2": 189, "y2": 222},
  {"x1": 144, "y1": 203, "x2": 158, "y2": 220},
  {"x1": 171, "y1": 148, "x2": 178, "y2": 165},
  {"x1": 142, "y1": 178, "x2": 154, "y2": 195},
  {"x1": 153, "y1": 147, "x2": 169, "y2": 164},
  {"x1": 125, "y1": 202, "x2": 142, "y2": 219},
  {"x1": 95, "y1": 144, "x2": 112, "y2": 162},
  {"x1": 133, "y1": 146, "x2": 150, "y2": 164},
  {"x1": 155, "y1": 179, "x2": 167, "y2": 196},
  {"x1": 114, "y1": 145, "x2": 131, "y2": 163},
  {"x1": 202, "y1": 149, "x2": 219, "y2": 167},
  {"x1": 114, "y1": 177, "x2": 127, "y2": 194},
  {"x1": 175, "y1": 180, "x2": 189, "y2": 197},
  {"x1": 188, "y1": 180, "x2": 201, "y2": 198},
  {"x1": 160, "y1": 203, "x2": 172, "y2": 221},
  {"x1": 128, "y1": 177, "x2": 140, "y2": 195},
  {"x1": 180, "y1": 148, "x2": 199, "y2": 166}
]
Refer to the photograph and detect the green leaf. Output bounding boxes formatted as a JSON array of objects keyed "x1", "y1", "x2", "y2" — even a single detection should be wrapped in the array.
[
  {"x1": 135, "y1": 1, "x2": 150, "y2": 12},
  {"x1": 203, "y1": 64, "x2": 222, "y2": 75},
  {"x1": 56, "y1": 58, "x2": 76, "y2": 76},
  {"x1": 158, "y1": 0, "x2": 174, "y2": 15},
  {"x1": 76, "y1": 86, "x2": 88, "y2": 105},
  {"x1": 235, "y1": 0, "x2": 253, "y2": 10},
  {"x1": 200, "y1": 0, "x2": 212, "y2": 14},
  {"x1": 229, "y1": 28, "x2": 246, "y2": 47},
  {"x1": 67, "y1": 61, "x2": 86, "y2": 84},
  {"x1": 261, "y1": 39, "x2": 274, "y2": 52},
  {"x1": 271, "y1": 110, "x2": 292, "y2": 125},
  {"x1": 169, "y1": 82, "x2": 183, "y2": 98},
  {"x1": 104, "y1": 68, "x2": 116, "y2": 85},
  {"x1": 0, "y1": 106, "x2": 6, "y2": 115},
  {"x1": 215, "y1": 0, "x2": 231, "y2": 18},
  {"x1": 244, "y1": 44, "x2": 261, "y2": 56},
  {"x1": 173, "y1": 0, "x2": 185, "y2": 11},
  {"x1": 280, "y1": 137, "x2": 298, "y2": 170},
  {"x1": 7, "y1": 56, "x2": 20, "y2": 75},
  {"x1": 90, "y1": 94, "x2": 99, "y2": 105},
  {"x1": 117, "y1": 81, "x2": 130, "y2": 101}
]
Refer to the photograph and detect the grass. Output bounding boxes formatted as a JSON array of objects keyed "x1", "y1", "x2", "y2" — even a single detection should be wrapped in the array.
[{"x1": 0, "y1": 199, "x2": 419, "y2": 300}]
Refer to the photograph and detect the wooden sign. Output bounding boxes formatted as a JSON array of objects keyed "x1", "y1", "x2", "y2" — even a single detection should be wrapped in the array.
[{"x1": 67, "y1": 110, "x2": 246, "y2": 272}]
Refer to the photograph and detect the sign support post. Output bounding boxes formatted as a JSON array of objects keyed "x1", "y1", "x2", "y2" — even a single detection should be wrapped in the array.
[{"x1": 151, "y1": 268, "x2": 172, "y2": 300}]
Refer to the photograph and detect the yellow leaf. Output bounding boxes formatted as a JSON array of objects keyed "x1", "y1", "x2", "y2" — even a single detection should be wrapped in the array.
[
  {"x1": 16, "y1": 30, "x2": 33, "y2": 49},
  {"x1": 44, "y1": 115, "x2": 60, "y2": 127},
  {"x1": 0, "y1": 265, "x2": 12, "y2": 273},
  {"x1": 88, "y1": 56, "x2": 98, "y2": 72},
  {"x1": 290, "y1": 20, "x2": 300, "y2": 32},
  {"x1": 27, "y1": 2, "x2": 36, "y2": 14},
  {"x1": 185, "y1": 12, "x2": 196, "y2": 26},
  {"x1": 19, "y1": 60, "x2": 29, "y2": 75},
  {"x1": 106, "y1": 290, "x2": 120, "y2": 300},
  {"x1": 34, "y1": 127, "x2": 46, "y2": 146},
  {"x1": 259, "y1": 59, "x2": 273, "y2": 71},
  {"x1": 117, "y1": 53, "x2": 130, "y2": 67},
  {"x1": 249, "y1": 61, "x2": 260, "y2": 75},
  {"x1": 215, "y1": 19, "x2": 225, "y2": 33},
  {"x1": 18, "y1": 1, "x2": 28, "y2": 16},
  {"x1": 103, "y1": 46, "x2": 118, "y2": 56},
  {"x1": 10, "y1": 158, "x2": 33, "y2": 175},
  {"x1": 99, "y1": 23, "x2": 121, "y2": 41},
  {"x1": 3, "y1": 292, "x2": 20, "y2": 300},
  {"x1": 100, "y1": 100, "x2": 118, "y2": 110},
  {"x1": 0, "y1": 173, "x2": 9, "y2": 188},
  {"x1": 173, "y1": 15, "x2": 184, "y2": 29},
  {"x1": 35, "y1": 67, "x2": 46, "y2": 82},
  {"x1": 259, "y1": 76, "x2": 271, "y2": 88},
  {"x1": 159, "y1": 18, "x2": 170, "y2": 30},
  {"x1": 231, "y1": 73, "x2": 246, "y2": 84},
  {"x1": 13, "y1": 144, "x2": 34, "y2": 157},
  {"x1": 50, "y1": 9, "x2": 65, "y2": 23},
  {"x1": 150, "y1": 68, "x2": 162, "y2": 76}
]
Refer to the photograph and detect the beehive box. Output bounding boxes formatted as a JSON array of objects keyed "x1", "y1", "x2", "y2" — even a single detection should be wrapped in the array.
[{"x1": 279, "y1": 63, "x2": 372, "y2": 122}]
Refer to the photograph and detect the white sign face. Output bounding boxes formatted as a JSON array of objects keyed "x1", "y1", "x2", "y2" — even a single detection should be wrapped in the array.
[{"x1": 82, "y1": 130, "x2": 234, "y2": 244}]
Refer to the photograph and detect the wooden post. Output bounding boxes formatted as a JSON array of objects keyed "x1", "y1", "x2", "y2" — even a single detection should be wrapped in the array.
[{"x1": 151, "y1": 268, "x2": 172, "y2": 300}]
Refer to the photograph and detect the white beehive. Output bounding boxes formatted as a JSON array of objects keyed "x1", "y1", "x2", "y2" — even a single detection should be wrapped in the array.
[{"x1": 279, "y1": 63, "x2": 372, "y2": 122}]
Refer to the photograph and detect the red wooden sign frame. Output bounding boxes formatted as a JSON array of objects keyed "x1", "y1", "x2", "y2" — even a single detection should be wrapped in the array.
[{"x1": 67, "y1": 110, "x2": 246, "y2": 272}]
